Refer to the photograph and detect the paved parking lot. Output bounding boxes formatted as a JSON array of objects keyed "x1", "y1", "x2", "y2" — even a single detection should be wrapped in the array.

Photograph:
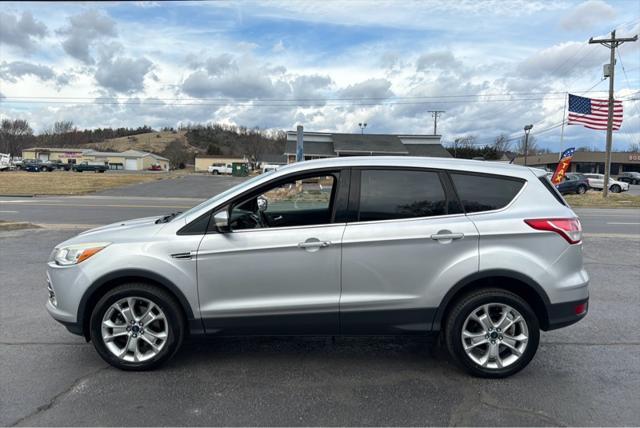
[{"x1": 1, "y1": 174, "x2": 639, "y2": 426}]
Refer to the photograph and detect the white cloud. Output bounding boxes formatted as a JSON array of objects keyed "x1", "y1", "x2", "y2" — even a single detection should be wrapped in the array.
[
  {"x1": 95, "y1": 56, "x2": 153, "y2": 93},
  {"x1": 0, "y1": 11, "x2": 47, "y2": 53},
  {"x1": 58, "y1": 10, "x2": 117, "y2": 64},
  {"x1": 516, "y1": 42, "x2": 608, "y2": 78},
  {"x1": 561, "y1": 0, "x2": 616, "y2": 31},
  {"x1": 339, "y1": 78, "x2": 394, "y2": 99}
]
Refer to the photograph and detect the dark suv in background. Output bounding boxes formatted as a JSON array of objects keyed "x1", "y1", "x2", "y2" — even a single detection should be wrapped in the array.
[{"x1": 618, "y1": 172, "x2": 640, "y2": 185}]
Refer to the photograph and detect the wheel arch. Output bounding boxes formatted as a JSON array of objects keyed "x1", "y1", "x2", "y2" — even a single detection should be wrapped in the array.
[
  {"x1": 77, "y1": 269, "x2": 198, "y2": 341},
  {"x1": 433, "y1": 269, "x2": 552, "y2": 332}
]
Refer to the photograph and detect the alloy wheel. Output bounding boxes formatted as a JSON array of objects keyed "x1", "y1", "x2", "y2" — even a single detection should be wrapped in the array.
[
  {"x1": 461, "y1": 303, "x2": 529, "y2": 369},
  {"x1": 101, "y1": 296, "x2": 168, "y2": 362}
]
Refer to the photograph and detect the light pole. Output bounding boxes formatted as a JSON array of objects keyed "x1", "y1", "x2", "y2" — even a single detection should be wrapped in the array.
[
  {"x1": 358, "y1": 122, "x2": 367, "y2": 135},
  {"x1": 523, "y1": 124, "x2": 533, "y2": 165}
]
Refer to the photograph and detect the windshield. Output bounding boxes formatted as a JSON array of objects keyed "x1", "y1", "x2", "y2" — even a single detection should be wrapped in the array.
[{"x1": 171, "y1": 171, "x2": 274, "y2": 223}]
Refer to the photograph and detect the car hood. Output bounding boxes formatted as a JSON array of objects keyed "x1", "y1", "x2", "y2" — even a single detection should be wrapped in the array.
[
  {"x1": 80, "y1": 216, "x2": 161, "y2": 235},
  {"x1": 54, "y1": 216, "x2": 165, "y2": 247}
]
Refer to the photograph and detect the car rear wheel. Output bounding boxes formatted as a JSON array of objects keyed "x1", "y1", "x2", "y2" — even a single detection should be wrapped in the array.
[
  {"x1": 444, "y1": 288, "x2": 540, "y2": 378},
  {"x1": 576, "y1": 185, "x2": 587, "y2": 194},
  {"x1": 90, "y1": 283, "x2": 185, "y2": 370},
  {"x1": 610, "y1": 184, "x2": 621, "y2": 193}
]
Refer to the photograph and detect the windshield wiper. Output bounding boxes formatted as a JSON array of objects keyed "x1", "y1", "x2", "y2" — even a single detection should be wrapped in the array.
[{"x1": 155, "y1": 211, "x2": 182, "y2": 224}]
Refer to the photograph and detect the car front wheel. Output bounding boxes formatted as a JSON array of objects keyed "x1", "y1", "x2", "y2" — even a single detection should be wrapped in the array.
[
  {"x1": 576, "y1": 185, "x2": 587, "y2": 194},
  {"x1": 89, "y1": 283, "x2": 184, "y2": 370},
  {"x1": 444, "y1": 288, "x2": 540, "y2": 378},
  {"x1": 610, "y1": 184, "x2": 621, "y2": 193}
]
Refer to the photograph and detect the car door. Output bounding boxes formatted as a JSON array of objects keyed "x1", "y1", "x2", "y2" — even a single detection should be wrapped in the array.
[
  {"x1": 586, "y1": 174, "x2": 604, "y2": 188},
  {"x1": 196, "y1": 169, "x2": 349, "y2": 335},
  {"x1": 340, "y1": 168, "x2": 479, "y2": 334}
]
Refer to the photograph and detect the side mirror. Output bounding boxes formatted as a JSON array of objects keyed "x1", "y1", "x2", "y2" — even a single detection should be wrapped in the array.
[
  {"x1": 257, "y1": 196, "x2": 268, "y2": 212},
  {"x1": 213, "y1": 209, "x2": 229, "y2": 232}
]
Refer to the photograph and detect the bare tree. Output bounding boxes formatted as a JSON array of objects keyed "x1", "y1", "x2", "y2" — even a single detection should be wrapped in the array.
[
  {"x1": 627, "y1": 142, "x2": 640, "y2": 152},
  {"x1": 493, "y1": 134, "x2": 510, "y2": 153},
  {"x1": 514, "y1": 134, "x2": 538, "y2": 156},
  {"x1": 53, "y1": 121, "x2": 75, "y2": 135},
  {"x1": 0, "y1": 119, "x2": 34, "y2": 156}
]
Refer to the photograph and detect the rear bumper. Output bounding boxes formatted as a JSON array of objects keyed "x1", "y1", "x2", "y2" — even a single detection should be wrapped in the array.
[{"x1": 544, "y1": 298, "x2": 589, "y2": 330}]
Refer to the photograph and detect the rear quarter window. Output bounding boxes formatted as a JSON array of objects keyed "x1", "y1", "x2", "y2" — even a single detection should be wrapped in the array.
[{"x1": 450, "y1": 172, "x2": 526, "y2": 213}]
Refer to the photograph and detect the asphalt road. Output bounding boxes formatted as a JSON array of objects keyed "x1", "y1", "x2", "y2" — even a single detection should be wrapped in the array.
[{"x1": 1, "y1": 174, "x2": 640, "y2": 426}]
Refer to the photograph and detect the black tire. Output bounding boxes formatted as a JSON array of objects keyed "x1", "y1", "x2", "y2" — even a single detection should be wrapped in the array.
[
  {"x1": 444, "y1": 288, "x2": 540, "y2": 378},
  {"x1": 576, "y1": 185, "x2": 587, "y2": 195},
  {"x1": 610, "y1": 184, "x2": 621, "y2": 193},
  {"x1": 89, "y1": 283, "x2": 185, "y2": 371},
  {"x1": 212, "y1": 170, "x2": 219, "y2": 175}
]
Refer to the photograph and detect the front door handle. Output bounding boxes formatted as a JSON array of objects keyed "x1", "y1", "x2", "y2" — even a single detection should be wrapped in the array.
[{"x1": 298, "y1": 239, "x2": 332, "y2": 250}]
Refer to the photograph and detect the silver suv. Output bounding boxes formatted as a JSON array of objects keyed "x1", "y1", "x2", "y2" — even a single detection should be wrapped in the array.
[{"x1": 46, "y1": 157, "x2": 589, "y2": 377}]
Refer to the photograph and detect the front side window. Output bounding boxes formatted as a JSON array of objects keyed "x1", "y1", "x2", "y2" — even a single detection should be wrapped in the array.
[
  {"x1": 450, "y1": 173, "x2": 525, "y2": 213},
  {"x1": 230, "y1": 174, "x2": 337, "y2": 230},
  {"x1": 358, "y1": 169, "x2": 449, "y2": 221}
]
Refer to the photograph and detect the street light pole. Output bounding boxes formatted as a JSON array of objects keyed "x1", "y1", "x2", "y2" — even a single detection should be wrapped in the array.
[
  {"x1": 358, "y1": 122, "x2": 367, "y2": 135},
  {"x1": 523, "y1": 124, "x2": 533, "y2": 166}
]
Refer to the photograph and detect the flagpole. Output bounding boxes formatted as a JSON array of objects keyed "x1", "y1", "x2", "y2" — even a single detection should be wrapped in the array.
[{"x1": 559, "y1": 92, "x2": 568, "y2": 161}]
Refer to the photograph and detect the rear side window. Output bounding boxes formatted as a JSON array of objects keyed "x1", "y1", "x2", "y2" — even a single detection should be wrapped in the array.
[
  {"x1": 358, "y1": 169, "x2": 448, "y2": 221},
  {"x1": 450, "y1": 173, "x2": 525, "y2": 213},
  {"x1": 538, "y1": 176, "x2": 568, "y2": 206}
]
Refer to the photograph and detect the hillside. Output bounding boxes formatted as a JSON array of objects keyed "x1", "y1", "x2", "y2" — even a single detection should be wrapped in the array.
[{"x1": 84, "y1": 131, "x2": 199, "y2": 154}]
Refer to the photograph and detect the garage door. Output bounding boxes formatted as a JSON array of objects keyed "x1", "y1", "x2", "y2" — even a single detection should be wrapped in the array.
[
  {"x1": 39, "y1": 153, "x2": 49, "y2": 161},
  {"x1": 125, "y1": 159, "x2": 138, "y2": 170}
]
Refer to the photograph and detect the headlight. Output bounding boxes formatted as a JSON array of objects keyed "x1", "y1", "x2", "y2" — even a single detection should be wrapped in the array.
[{"x1": 51, "y1": 242, "x2": 110, "y2": 266}]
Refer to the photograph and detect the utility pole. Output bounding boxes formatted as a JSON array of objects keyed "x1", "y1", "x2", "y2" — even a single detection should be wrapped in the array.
[
  {"x1": 589, "y1": 30, "x2": 638, "y2": 197},
  {"x1": 523, "y1": 124, "x2": 533, "y2": 166},
  {"x1": 429, "y1": 110, "x2": 445, "y2": 135}
]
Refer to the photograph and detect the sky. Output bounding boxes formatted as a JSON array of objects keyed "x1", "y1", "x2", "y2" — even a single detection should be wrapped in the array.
[{"x1": 0, "y1": 0, "x2": 638, "y2": 151}]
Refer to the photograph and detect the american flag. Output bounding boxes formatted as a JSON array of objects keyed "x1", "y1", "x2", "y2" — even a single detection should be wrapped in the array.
[{"x1": 567, "y1": 94, "x2": 623, "y2": 130}]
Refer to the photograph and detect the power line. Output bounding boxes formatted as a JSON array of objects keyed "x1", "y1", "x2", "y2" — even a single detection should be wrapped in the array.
[
  {"x1": 3, "y1": 93, "x2": 636, "y2": 108},
  {"x1": 0, "y1": 90, "x2": 628, "y2": 104}
]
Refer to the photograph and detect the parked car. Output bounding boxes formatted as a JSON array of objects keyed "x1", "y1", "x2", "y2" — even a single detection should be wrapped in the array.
[
  {"x1": 208, "y1": 163, "x2": 232, "y2": 175},
  {"x1": 583, "y1": 173, "x2": 629, "y2": 193},
  {"x1": 72, "y1": 162, "x2": 108, "y2": 173},
  {"x1": 261, "y1": 164, "x2": 280, "y2": 174},
  {"x1": 46, "y1": 157, "x2": 588, "y2": 377},
  {"x1": 617, "y1": 172, "x2": 640, "y2": 185},
  {"x1": 552, "y1": 173, "x2": 590, "y2": 195},
  {"x1": 148, "y1": 164, "x2": 163, "y2": 171},
  {"x1": 22, "y1": 159, "x2": 48, "y2": 172}
]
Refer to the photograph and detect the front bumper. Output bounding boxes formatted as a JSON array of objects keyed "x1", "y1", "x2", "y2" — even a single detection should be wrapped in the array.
[{"x1": 45, "y1": 264, "x2": 91, "y2": 336}]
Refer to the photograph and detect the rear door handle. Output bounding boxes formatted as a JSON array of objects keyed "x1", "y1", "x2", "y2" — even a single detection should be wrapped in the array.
[{"x1": 430, "y1": 233, "x2": 464, "y2": 241}]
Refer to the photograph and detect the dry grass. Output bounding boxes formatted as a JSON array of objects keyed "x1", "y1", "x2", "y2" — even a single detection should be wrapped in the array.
[
  {"x1": 564, "y1": 191, "x2": 640, "y2": 208},
  {"x1": 0, "y1": 220, "x2": 39, "y2": 231},
  {"x1": 0, "y1": 171, "x2": 171, "y2": 196}
]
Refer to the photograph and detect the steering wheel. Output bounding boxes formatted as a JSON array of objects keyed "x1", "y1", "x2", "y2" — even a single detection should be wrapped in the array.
[{"x1": 247, "y1": 212, "x2": 265, "y2": 228}]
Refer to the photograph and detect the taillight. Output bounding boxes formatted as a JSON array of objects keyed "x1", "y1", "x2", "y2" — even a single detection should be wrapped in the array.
[{"x1": 524, "y1": 218, "x2": 582, "y2": 244}]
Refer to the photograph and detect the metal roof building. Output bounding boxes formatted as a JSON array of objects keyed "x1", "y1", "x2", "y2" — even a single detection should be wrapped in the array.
[{"x1": 284, "y1": 131, "x2": 450, "y2": 162}]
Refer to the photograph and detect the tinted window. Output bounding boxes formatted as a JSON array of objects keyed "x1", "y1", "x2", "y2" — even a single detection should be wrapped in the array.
[
  {"x1": 450, "y1": 173, "x2": 526, "y2": 212},
  {"x1": 358, "y1": 169, "x2": 448, "y2": 221}
]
